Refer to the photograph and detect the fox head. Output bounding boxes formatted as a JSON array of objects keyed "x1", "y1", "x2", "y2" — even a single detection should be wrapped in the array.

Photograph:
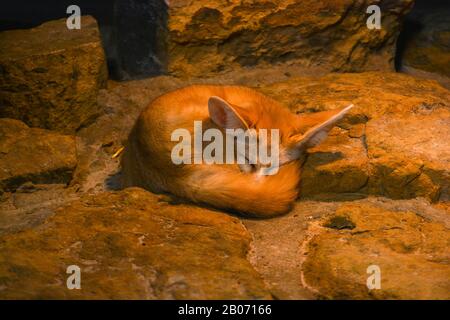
[{"x1": 208, "y1": 95, "x2": 353, "y2": 175}]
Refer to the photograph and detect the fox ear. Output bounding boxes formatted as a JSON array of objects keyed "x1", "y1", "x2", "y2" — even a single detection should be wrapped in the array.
[
  {"x1": 208, "y1": 96, "x2": 249, "y2": 130},
  {"x1": 292, "y1": 104, "x2": 354, "y2": 150}
]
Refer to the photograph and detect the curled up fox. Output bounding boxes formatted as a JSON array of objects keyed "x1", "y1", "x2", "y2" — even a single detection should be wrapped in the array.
[{"x1": 122, "y1": 85, "x2": 353, "y2": 217}]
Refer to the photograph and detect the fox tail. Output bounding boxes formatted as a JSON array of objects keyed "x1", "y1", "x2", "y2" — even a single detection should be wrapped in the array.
[{"x1": 178, "y1": 162, "x2": 301, "y2": 217}]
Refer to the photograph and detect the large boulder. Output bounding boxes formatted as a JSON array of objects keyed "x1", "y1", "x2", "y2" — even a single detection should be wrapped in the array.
[
  {"x1": 0, "y1": 16, "x2": 107, "y2": 133},
  {"x1": 0, "y1": 188, "x2": 271, "y2": 299},
  {"x1": 167, "y1": 0, "x2": 413, "y2": 77},
  {"x1": 260, "y1": 72, "x2": 450, "y2": 201},
  {"x1": 0, "y1": 119, "x2": 77, "y2": 194}
]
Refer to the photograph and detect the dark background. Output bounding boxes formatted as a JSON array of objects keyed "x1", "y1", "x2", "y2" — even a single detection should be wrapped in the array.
[{"x1": 0, "y1": 0, "x2": 167, "y2": 80}]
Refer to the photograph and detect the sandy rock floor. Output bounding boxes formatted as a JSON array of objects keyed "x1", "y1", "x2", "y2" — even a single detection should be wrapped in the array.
[{"x1": 1, "y1": 66, "x2": 449, "y2": 299}]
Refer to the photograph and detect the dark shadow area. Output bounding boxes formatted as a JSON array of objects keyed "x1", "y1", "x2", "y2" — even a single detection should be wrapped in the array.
[
  {"x1": 105, "y1": 171, "x2": 123, "y2": 191},
  {"x1": 395, "y1": 0, "x2": 450, "y2": 72},
  {"x1": 0, "y1": 0, "x2": 168, "y2": 80},
  {"x1": 304, "y1": 151, "x2": 345, "y2": 166},
  {"x1": 395, "y1": 19, "x2": 424, "y2": 71},
  {"x1": 299, "y1": 192, "x2": 368, "y2": 203},
  {"x1": 0, "y1": 1, "x2": 110, "y2": 31}
]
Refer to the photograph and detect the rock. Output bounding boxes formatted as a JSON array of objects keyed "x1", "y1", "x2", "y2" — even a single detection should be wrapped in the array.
[
  {"x1": 366, "y1": 110, "x2": 450, "y2": 201},
  {"x1": 0, "y1": 183, "x2": 78, "y2": 236},
  {"x1": 243, "y1": 200, "x2": 336, "y2": 299},
  {"x1": 244, "y1": 197, "x2": 450, "y2": 299},
  {"x1": 259, "y1": 71, "x2": 449, "y2": 120},
  {"x1": 259, "y1": 72, "x2": 450, "y2": 201},
  {"x1": 302, "y1": 198, "x2": 450, "y2": 299},
  {"x1": 166, "y1": 0, "x2": 413, "y2": 77},
  {"x1": 0, "y1": 16, "x2": 108, "y2": 133},
  {"x1": 0, "y1": 119, "x2": 77, "y2": 193},
  {"x1": 299, "y1": 127, "x2": 369, "y2": 197},
  {"x1": 0, "y1": 188, "x2": 271, "y2": 299}
]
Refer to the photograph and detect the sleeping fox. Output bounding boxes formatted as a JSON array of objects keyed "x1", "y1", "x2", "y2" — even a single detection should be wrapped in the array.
[{"x1": 121, "y1": 85, "x2": 353, "y2": 217}]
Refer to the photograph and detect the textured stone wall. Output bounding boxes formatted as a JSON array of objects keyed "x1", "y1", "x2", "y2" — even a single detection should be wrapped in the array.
[{"x1": 166, "y1": 0, "x2": 414, "y2": 77}]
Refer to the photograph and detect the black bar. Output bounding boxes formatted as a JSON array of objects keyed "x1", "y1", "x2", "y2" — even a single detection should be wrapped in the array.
[{"x1": 0, "y1": 300, "x2": 447, "y2": 319}]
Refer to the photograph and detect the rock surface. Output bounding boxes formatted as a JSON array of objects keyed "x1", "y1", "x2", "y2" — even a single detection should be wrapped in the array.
[
  {"x1": 0, "y1": 188, "x2": 271, "y2": 299},
  {"x1": 167, "y1": 0, "x2": 413, "y2": 77},
  {"x1": 366, "y1": 111, "x2": 450, "y2": 201},
  {"x1": 0, "y1": 183, "x2": 77, "y2": 236},
  {"x1": 244, "y1": 197, "x2": 450, "y2": 300},
  {"x1": 301, "y1": 198, "x2": 450, "y2": 299},
  {"x1": 0, "y1": 119, "x2": 77, "y2": 194},
  {"x1": 0, "y1": 16, "x2": 107, "y2": 133},
  {"x1": 299, "y1": 126, "x2": 369, "y2": 198},
  {"x1": 259, "y1": 72, "x2": 450, "y2": 201}
]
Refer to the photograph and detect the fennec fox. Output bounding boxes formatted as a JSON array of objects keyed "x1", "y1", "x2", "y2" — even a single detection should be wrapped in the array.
[{"x1": 122, "y1": 85, "x2": 353, "y2": 217}]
